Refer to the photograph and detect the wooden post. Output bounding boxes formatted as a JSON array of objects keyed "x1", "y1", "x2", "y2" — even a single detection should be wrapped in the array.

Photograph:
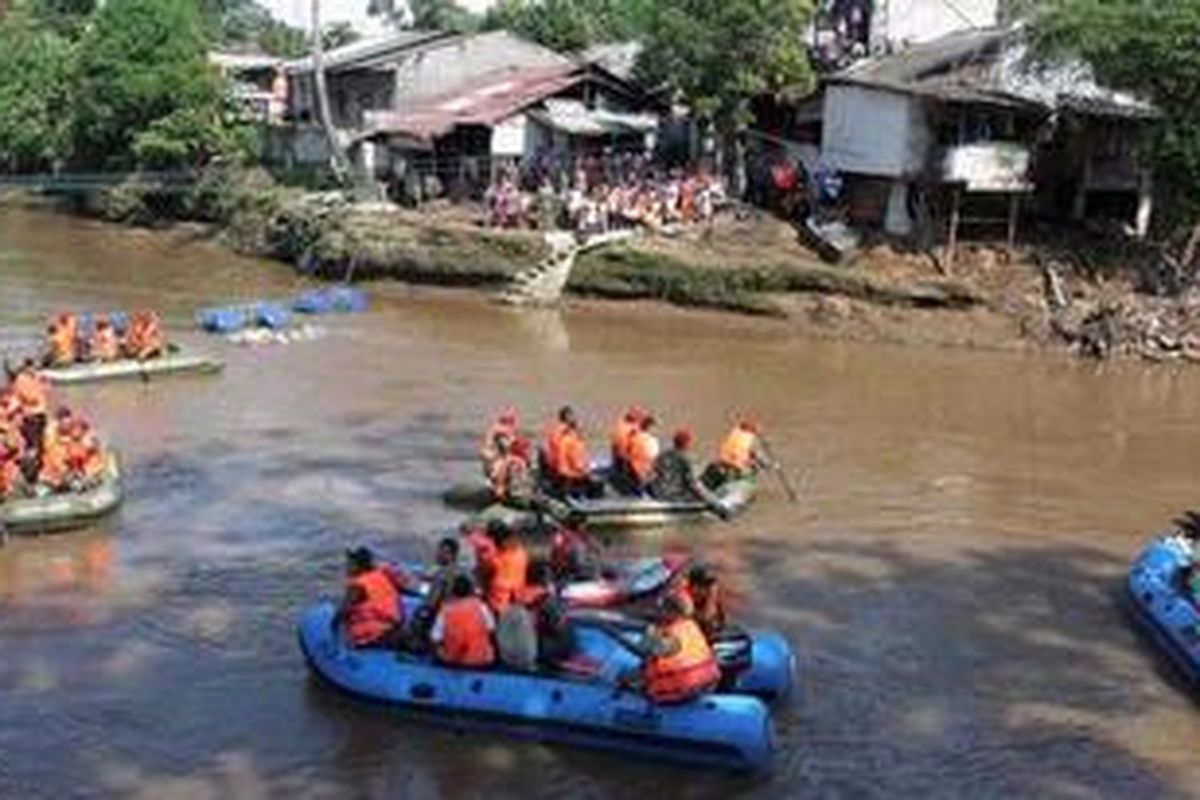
[
  {"x1": 946, "y1": 185, "x2": 962, "y2": 272},
  {"x1": 1006, "y1": 192, "x2": 1020, "y2": 248}
]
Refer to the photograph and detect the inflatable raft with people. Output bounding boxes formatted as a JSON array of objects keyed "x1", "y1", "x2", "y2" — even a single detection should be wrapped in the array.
[
  {"x1": 446, "y1": 472, "x2": 757, "y2": 531},
  {"x1": 43, "y1": 350, "x2": 223, "y2": 385},
  {"x1": 1, "y1": 452, "x2": 123, "y2": 536},
  {"x1": 298, "y1": 598, "x2": 778, "y2": 771},
  {"x1": 1127, "y1": 518, "x2": 1200, "y2": 688}
]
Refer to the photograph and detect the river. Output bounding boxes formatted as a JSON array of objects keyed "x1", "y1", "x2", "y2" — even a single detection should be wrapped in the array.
[{"x1": 0, "y1": 207, "x2": 1198, "y2": 799}]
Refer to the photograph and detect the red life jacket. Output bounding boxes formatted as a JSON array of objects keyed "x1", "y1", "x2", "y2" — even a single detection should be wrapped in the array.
[
  {"x1": 345, "y1": 568, "x2": 402, "y2": 647},
  {"x1": 644, "y1": 617, "x2": 721, "y2": 703},
  {"x1": 437, "y1": 596, "x2": 495, "y2": 667}
]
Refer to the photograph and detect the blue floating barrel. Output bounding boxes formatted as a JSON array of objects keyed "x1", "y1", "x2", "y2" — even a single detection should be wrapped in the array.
[
  {"x1": 254, "y1": 301, "x2": 292, "y2": 330},
  {"x1": 328, "y1": 286, "x2": 368, "y2": 313},
  {"x1": 196, "y1": 306, "x2": 250, "y2": 334},
  {"x1": 293, "y1": 287, "x2": 369, "y2": 315},
  {"x1": 293, "y1": 289, "x2": 333, "y2": 315}
]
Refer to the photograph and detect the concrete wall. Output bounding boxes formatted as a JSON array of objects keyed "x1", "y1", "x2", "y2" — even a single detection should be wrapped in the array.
[{"x1": 821, "y1": 85, "x2": 930, "y2": 178}]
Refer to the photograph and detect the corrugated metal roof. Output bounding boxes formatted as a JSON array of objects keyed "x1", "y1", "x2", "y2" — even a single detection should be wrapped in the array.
[
  {"x1": 362, "y1": 64, "x2": 587, "y2": 142},
  {"x1": 826, "y1": 26, "x2": 1157, "y2": 118},
  {"x1": 286, "y1": 30, "x2": 452, "y2": 74}
]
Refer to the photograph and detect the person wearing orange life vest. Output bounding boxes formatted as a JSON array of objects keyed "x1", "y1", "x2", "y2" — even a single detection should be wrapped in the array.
[
  {"x1": 479, "y1": 408, "x2": 519, "y2": 470},
  {"x1": 676, "y1": 563, "x2": 727, "y2": 640},
  {"x1": 0, "y1": 416, "x2": 23, "y2": 499},
  {"x1": 542, "y1": 406, "x2": 599, "y2": 498},
  {"x1": 431, "y1": 574, "x2": 496, "y2": 667},
  {"x1": 636, "y1": 594, "x2": 722, "y2": 704},
  {"x1": 36, "y1": 415, "x2": 70, "y2": 494},
  {"x1": 705, "y1": 418, "x2": 773, "y2": 488},
  {"x1": 89, "y1": 316, "x2": 121, "y2": 363},
  {"x1": 609, "y1": 405, "x2": 645, "y2": 484},
  {"x1": 45, "y1": 317, "x2": 77, "y2": 368},
  {"x1": 9, "y1": 360, "x2": 50, "y2": 461},
  {"x1": 124, "y1": 310, "x2": 166, "y2": 360},
  {"x1": 337, "y1": 547, "x2": 410, "y2": 649},
  {"x1": 625, "y1": 414, "x2": 661, "y2": 494},
  {"x1": 63, "y1": 415, "x2": 106, "y2": 487},
  {"x1": 486, "y1": 434, "x2": 535, "y2": 508},
  {"x1": 483, "y1": 522, "x2": 529, "y2": 614}
]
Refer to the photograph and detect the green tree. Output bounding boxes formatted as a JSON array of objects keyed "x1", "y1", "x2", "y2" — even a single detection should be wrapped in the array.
[
  {"x1": 1035, "y1": 0, "x2": 1200, "y2": 245},
  {"x1": 322, "y1": 20, "x2": 359, "y2": 49},
  {"x1": 636, "y1": 0, "x2": 815, "y2": 191},
  {"x1": 482, "y1": 0, "x2": 647, "y2": 52},
  {"x1": 0, "y1": 5, "x2": 76, "y2": 172},
  {"x1": 72, "y1": 0, "x2": 246, "y2": 170},
  {"x1": 257, "y1": 19, "x2": 308, "y2": 57}
]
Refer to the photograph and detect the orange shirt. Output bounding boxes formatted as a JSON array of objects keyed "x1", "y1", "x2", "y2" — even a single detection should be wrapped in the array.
[{"x1": 558, "y1": 428, "x2": 590, "y2": 480}]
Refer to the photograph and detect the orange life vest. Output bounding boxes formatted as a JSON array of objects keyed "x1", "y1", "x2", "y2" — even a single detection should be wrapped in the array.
[
  {"x1": 718, "y1": 427, "x2": 757, "y2": 472},
  {"x1": 0, "y1": 457, "x2": 18, "y2": 497},
  {"x1": 644, "y1": 617, "x2": 721, "y2": 704},
  {"x1": 610, "y1": 417, "x2": 638, "y2": 463},
  {"x1": 627, "y1": 430, "x2": 659, "y2": 483},
  {"x1": 126, "y1": 313, "x2": 164, "y2": 359},
  {"x1": 345, "y1": 568, "x2": 403, "y2": 647},
  {"x1": 487, "y1": 544, "x2": 529, "y2": 613},
  {"x1": 48, "y1": 323, "x2": 76, "y2": 366},
  {"x1": 437, "y1": 596, "x2": 495, "y2": 667},
  {"x1": 39, "y1": 427, "x2": 69, "y2": 489},
  {"x1": 544, "y1": 421, "x2": 569, "y2": 475},
  {"x1": 66, "y1": 430, "x2": 105, "y2": 481},
  {"x1": 557, "y1": 428, "x2": 589, "y2": 480},
  {"x1": 12, "y1": 371, "x2": 49, "y2": 417}
]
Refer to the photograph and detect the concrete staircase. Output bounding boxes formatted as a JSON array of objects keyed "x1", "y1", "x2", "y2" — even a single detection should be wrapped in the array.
[{"x1": 498, "y1": 229, "x2": 634, "y2": 307}]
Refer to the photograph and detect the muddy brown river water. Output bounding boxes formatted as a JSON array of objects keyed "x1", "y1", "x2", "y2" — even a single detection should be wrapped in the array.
[{"x1": 1, "y1": 207, "x2": 1198, "y2": 799}]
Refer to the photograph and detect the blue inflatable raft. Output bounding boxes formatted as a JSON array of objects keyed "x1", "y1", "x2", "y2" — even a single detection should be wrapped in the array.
[
  {"x1": 298, "y1": 600, "x2": 776, "y2": 771},
  {"x1": 393, "y1": 556, "x2": 796, "y2": 703},
  {"x1": 1127, "y1": 534, "x2": 1200, "y2": 687}
]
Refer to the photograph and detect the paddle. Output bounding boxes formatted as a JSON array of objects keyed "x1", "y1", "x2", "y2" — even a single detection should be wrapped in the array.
[{"x1": 757, "y1": 435, "x2": 800, "y2": 503}]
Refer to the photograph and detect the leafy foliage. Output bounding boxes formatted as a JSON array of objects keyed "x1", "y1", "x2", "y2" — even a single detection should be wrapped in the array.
[
  {"x1": 0, "y1": 4, "x2": 75, "y2": 171},
  {"x1": 636, "y1": 0, "x2": 816, "y2": 131},
  {"x1": 482, "y1": 0, "x2": 647, "y2": 52},
  {"x1": 69, "y1": 0, "x2": 254, "y2": 171},
  {"x1": 1034, "y1": 0, "x2": 1200, "y2": 219}
]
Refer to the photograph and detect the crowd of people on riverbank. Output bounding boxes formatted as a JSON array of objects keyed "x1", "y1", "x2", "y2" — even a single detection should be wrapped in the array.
[
  {"x1": 484, "y1": 154, "x2": 727, "y2": 236},
  {"x1": 337, "y1": 515, "x2": 731, "y2": 702},
  {"x1": 479, "y1": 405, "x2": 772, "y2": 511},
  {"x1": 0, "y1": 361, "x2": 109, "y2": 501},
  {"x1": 42, "y1": 310, "x2": 166, "y2": 368}
]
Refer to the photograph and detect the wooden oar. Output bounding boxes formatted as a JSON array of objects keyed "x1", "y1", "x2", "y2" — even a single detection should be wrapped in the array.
[{"x1": 758, "y1": 435, "x2": 800, "y2": 503}]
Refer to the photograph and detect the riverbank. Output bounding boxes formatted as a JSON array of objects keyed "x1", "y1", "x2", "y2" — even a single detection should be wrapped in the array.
[{"x1": 4, "y1": 172, "x2": 1192, "y2": 362}]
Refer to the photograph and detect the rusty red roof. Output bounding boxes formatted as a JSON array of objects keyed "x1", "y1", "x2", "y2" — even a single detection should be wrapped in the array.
[{"x1": 362, "y1": 63, "x2": 588, "y2": 142}]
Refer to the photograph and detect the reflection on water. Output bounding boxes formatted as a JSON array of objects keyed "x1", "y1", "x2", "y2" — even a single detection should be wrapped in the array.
[{"x1": 1, "y1": 207, "x2": 1199, "y2": 798}]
